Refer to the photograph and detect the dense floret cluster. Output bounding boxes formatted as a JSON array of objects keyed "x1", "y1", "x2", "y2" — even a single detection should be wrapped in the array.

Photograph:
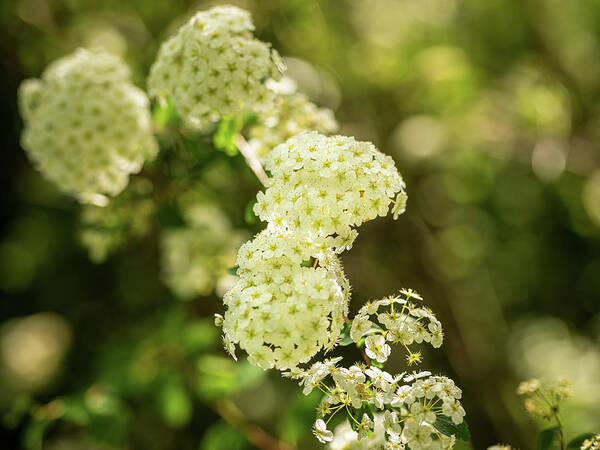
[
  {"x1": 18, "y1": 48, "x2": 157, "y2": 200},
  {"x1": 148, "y1": 5, "x2": 284, "y2": 129},
  {"x1": 220, "y1": 231, "x2": 349, "y2": 370},
  {"x1": 255, "y1": 132, "x2": 407, "y2": 252},
  {"x1": 351, "y1": 289, "x2": 443, "y2": 365}
]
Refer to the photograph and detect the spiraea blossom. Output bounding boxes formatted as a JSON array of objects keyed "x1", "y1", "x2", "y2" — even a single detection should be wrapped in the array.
[
  {"x1": 248, "y1": 83, "x2": 338, "y2": 159},
  {"x1": 219, "y1": 230, "x2": 350, "y2": 370},
  {"x1": 351, "y1": 289, "x2": 444, "y2": 364},
  {"x1": 148, "y1": 5, "x2": 284, "y2": 129},
  {"x1": 161, "y1": 203, "x2": 246, "y2": 299},
  {"x1": 286, "y1": 359, "x2": 465, "y2": 449},
  {"x1": 254, "y1": 131, "x2": 407, "y2": 252},
  {"x1": 581, "y1": 435, "x2": 600, "y2": 450},
  {"x1": 19, "y1": 49, "x2": 158, "y2": 201},
  {"x1": 517, "y1": 377, "x2": 572, "y2": 420},
  {"x1": 18, "y1": 49, "x2": 157, "y2": 201}
]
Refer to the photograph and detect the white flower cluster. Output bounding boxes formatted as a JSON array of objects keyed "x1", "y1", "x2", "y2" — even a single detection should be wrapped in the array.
[
  {"x1": 220, "y1": 231, "x2": 349, "y2": 370},
  {"x1": 582, "y1": 435, "x2": 600, "y2": 450},
  {"x1": 248, "y1": 89, "x2": 338, "y2": 159},
  {"x1": 161, "y1": 203, "x2": 245, "y2": 299},
  {"x1": 255, "y1": 131, "x2": 407, "y2": 252},
  {"x1": 148, "y1": 5, "x2": 284, "y2": 129},
  {"x1": 286, "y1": 359, "x2": 465, "y2": 449},
  {"x1": 351, "y1": 289, "x2": 443, "y2": 365},
  {"x1": 18, "y1": 48, "x2": 157, "y2": 200}
]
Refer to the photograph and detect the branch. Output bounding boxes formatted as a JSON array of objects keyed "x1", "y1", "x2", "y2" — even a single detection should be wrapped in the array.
[{"x1": 235, "y1": 135, "x2": 269, "y2": 186}]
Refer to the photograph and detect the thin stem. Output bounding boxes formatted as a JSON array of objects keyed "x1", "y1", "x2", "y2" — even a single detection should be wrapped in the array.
[
  {"x1": 554, "y1": 412, "x2": 565, "y2": 450},
  {"x1": 215, "y1": 400, "x2": 294, "y2": 450},
  {"x1": 235, "y1": 134, "x2": 269, "y2": 186}
]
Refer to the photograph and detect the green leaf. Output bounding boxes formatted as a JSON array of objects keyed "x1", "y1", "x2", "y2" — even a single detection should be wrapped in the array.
[
  {"x1": 214, "y1": 116, "x2": 241, "y2": 156},
  {"x1": 244, "y1": 200, "x2": 258, "y2": 224},
  {"x1": 152, "y1": 97, "x2": 180, "y2": 128},
  {"x1": 338, "y1": 320, "x2": 354, "y2": 346},
  {"x1": 158, "y1": 379, "x2": 193, "y2": 428},
  {"x1": 201, "y1": 421, "x2": 249, "y2": 450},
  {"x1": 227, "y1": 265, "x2": 239, "y2": 276},
  {"x1": 537, "y1": 427, "x2": 559, "y2": 450},
  {"x1": 278, "y1": 391, "x2": 322, "y2": 446},
  {"x1": 434, "y1": 415, "x2": 471, "y2": 441},
  {"x1": 197, "y1": 355, "x2": 265, "y2": 401},
  {"x1": 567, "y1": 433, "x2": 596, "y2": 449}
]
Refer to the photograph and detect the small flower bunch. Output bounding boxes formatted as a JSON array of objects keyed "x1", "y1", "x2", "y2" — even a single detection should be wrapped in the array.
[
  {"x1": 254, "y1": 131, "x2": 407, "y2": 252},
  {"x1": 582, "y1": 435, "x2": 600, "y2": 450},
  {"x1": 148, "y1": 5, "x2": 284, "y2": 129},
  {"x1": 219, "y1": 230, "x2": 350, "y2": 370},
  {"x1": 351, "y1": 289, "x2": 443, "y2": 365},
  {"x1": 216, "y1": 125, "x2": 467, "y2": 446},
  {"x1": 517, "y1": 377, "x2": 572, "y2": 420},
  {"x1": 18, "y1": 48, "x2": 157, "y2": 201},
  {"x1": 285, "y1": 358, "x2": 465, "y2": 448}
]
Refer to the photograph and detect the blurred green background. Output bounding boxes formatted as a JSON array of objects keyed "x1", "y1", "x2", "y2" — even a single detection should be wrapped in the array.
[{"x1": 1, "y1": 0, "x2": 600, "y2": 449}]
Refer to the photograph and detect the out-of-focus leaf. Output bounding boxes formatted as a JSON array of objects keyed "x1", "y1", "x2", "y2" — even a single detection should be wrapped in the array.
[
  {"x1": 152, "y1": 97, "x2": 180, "y2": 128},
  {"x1": 23, "y1": 419, "x2": 51, "y2": 450},
  {"x1": 157, "y1": 202, "x2": 185, "y2": 228},
  {"x1": 180, "y1": 320, "x2": 218, "y2": 353},
  {"x1": 227, "y1": 265, "x2": 239, "y2": 276},
  {"x1": 278, "y1": 391, "x2": 321, "y2": 446},
  {"x1": 87, "y1": 411, "x2": 128, "y2": 446},
  {"x1": 196, "y1": 355, "x2": 265, "y2": 401},
  {"x1": 158, "y1": 379, "x2": 193, "y2": 428},
  {"x1": 200, "y1": 421, "x2": 248, "y2": 450},
  {"x1": 244, "y1": 200, "x2": 258, "y2": 225},
  {"x1": 537, "y1": 427, "x2": 559, "y2": 450},
  {"x1": 214, "y1": 116, "x2": 241, "y2": 156},
  {"x1": 433, "y1": 415, "x2": 471, "y2": 441}
]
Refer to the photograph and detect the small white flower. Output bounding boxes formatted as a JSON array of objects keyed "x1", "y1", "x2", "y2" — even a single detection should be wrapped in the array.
[
  {"x1": 313, "y1": 419, "x2": 333, "y2": 443},
  {"x1": 364, "y1": 334, "x2": 391, "y2": 363}
]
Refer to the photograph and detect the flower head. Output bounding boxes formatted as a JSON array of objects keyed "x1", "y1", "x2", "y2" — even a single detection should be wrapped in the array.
[
  {"x1": 255, "y1": 131, "x2": 406, "y2": 252},
  {"x1": 148, "y1": 5, "x2": 284, "y2": 129},
  {"x1": 18, "y1": 48, "x2": 157, "y2": 200},
  {"x1": 222, "y1": 230, "x2": 350, "y2": 370}
]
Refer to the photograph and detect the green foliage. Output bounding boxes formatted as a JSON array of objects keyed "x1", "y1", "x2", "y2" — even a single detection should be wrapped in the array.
[
  {"x1": 158, "y1": 378, "x2": 193, "y2": 428},
  {"x1": 537, "y1": 427, "x2": 559, "y2": 450},
  {"x1": 200, "y1": 422, "x2": 248, "y2": 450},
  {"x1": 214, "y1": 116, "x2": 242, "y2": 156},
  {"x1": 278, "y1": 390, "x2": 322, "y2": 446},
  {"x1": 338, "y1": 320, "x2": 354, "y2": 346},
  {"x1": 152, "y1": 97, "x2": 180, "y2": 129},
  {"x1": 434, "y1": 415, "x2": 471, "y2": 442},
  {"x1": 196, "y1": 355, "x2": 266, "y2": 401}
]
